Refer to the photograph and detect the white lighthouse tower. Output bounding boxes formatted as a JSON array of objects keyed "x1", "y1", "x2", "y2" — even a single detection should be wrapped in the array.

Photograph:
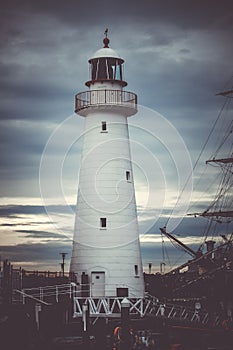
[{"x1": 70, "y1": 32, "x2": 144, "y2": 299}]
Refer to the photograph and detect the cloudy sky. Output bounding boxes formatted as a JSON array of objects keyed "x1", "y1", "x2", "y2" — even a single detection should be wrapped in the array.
[{"x1": 0, "y1": 0, "x2": 233, "y2": 273}]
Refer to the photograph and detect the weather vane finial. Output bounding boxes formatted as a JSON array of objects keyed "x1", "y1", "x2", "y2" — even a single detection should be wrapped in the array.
[{"x1": 103, "y1": 28, "x2": 110, "y2": 48}]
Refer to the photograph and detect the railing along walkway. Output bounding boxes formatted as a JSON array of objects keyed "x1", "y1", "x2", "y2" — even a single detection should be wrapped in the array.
[
  {"x1": 13, "y1": 283, "x2": 74, "y2": 304},
  {"x1": 12, "y1": 284, "x2": 222, "y2": 329}
]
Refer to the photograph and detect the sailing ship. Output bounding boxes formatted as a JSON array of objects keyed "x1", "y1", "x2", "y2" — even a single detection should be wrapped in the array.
[{"x1": 146, "y1": 82, "x2": 233, "y2": 326}]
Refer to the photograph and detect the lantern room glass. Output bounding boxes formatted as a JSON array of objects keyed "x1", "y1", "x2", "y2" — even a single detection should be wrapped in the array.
[{"x1": 91, "y1": 58, "x2": 123, "y2": 81}]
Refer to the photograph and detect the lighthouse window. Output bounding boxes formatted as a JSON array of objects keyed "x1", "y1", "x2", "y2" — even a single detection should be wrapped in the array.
[
  {"x1": 101, "y1": 121, "x2": 107, "y2": 132},
  {"x1": 91, "y1": 58, "x2": 123, "y2": 81},
  {"x1": 91, "y1": 60, "x2": 98, "y2": 80},
  {"x1": 98, "y1": 58, "x2": 108, "y2": 80},
  {"x1": 134, "y1": 265, "x2": 139, "y2": 276},
  {"x1": 107, "y1": 60, "x2": 113, "y2": 79},
  {"x1": 115, "y1": 62, "x2": 122, "y2": 80},
  {"x1": 100, "y1": 217, "x2": 107, "y2": 228},
  {"x1": 126, "y1": 171, "x2": 131, "y2": 181}
]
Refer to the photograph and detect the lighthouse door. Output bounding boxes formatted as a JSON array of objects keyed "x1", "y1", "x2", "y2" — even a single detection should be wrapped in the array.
[{"x1": 91, "y1": 272, "x2": 105, "y2": 297}]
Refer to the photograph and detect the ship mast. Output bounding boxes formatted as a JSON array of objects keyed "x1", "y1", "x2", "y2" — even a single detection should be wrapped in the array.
[
  {"x1": 160, "y1": 83, "x2": 232, "y2": 272},
  {"x1": 189, "y1": 87, "x2": 233, "y2": 222}
]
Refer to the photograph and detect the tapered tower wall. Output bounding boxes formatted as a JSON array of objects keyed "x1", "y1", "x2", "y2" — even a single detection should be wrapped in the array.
[{"x1": 70, "y1": 37, "x2": 144, "y2": 298}]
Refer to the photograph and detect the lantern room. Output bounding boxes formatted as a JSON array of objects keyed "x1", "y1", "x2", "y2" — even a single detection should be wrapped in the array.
[{"x1": 85, "y1": 35, "x2": 127, "y2": 87}]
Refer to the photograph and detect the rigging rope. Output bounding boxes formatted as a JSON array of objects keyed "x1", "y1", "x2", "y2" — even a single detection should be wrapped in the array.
[
  {"x1": 210, "y1": 97, "x2": 233, "y2": 159},
  {"x1": 165, "y1": 97, "x2": 229, "y2": 228},
  {"x1": 160, "y1": 230, "x2": 172, "y2": 271}
]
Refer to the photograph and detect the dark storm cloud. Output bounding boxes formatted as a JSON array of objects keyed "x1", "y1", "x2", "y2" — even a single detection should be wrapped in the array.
[
  {"x1": 15, "y1": 229, "x2": 70, "y2": 240},
  {"x1": 0, "y1": 242, "x2": 72, "y2": 263},
  {"x1": 0, "y1": 204, "x2": 75, "y2": 217},
  {"x1": 2, "y1": 0, "x2": 233, "y2": 29},
  {"x1": 0, "y1": 205, "x2": 46, "y2": 216},
  {"x1": 1, "y1": 0, "x2": 232, "y2": 127},
  {"x1": 0, "y1": 223, "x2": 30, "y2": 227},
  {"x1": 0, "y1": 221, "x2": 53, "y2": 227}
]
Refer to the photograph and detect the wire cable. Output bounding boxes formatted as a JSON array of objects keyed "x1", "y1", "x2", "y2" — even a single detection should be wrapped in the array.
[{"x1": 165, "y1": 97, "x2": 229, "y2": 227}]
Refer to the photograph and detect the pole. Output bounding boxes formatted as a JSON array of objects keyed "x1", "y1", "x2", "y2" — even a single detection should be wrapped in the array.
[
  {"x1": 121, "y1": 298, "x2": 131, "y2": 350},
  {"x1": 60, "y1": 252, "x2": 67, "y2": 277},
  {"x1": 82, "y1": 302, "x2": 90, "y2": 349},
  {"x1": 35, "y1": 303, "x2": 42, "y2": 331}
]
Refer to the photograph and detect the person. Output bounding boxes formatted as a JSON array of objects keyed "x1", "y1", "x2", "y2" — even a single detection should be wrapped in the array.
[
  {"x1": 160, "y1": 304, "x2": 165, "y2": 317},
  {"x1": 129, "y1": 327, "x2": 136, "y2": 348},
  {"x1": 113, "y1": 325, "x2": 121, "y2": 348},
  {"x1": 193, "y1": 302, "x2": 201, "y2": 321}
]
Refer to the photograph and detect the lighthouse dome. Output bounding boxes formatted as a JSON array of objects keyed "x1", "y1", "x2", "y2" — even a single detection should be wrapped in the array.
[{"x1": 89, "y1": 47, "x2": 124, "y2": 64}]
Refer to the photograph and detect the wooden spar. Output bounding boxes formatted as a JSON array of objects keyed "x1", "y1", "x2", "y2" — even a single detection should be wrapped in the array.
[
  {"x1": 216, "y1": 89, "x2": 233, "y2": 96},
  {"x1": 160, "y1": 227, "x2": 197, "y2": 258},
  {"x1": 188, "y1": 210, "x2": 233, "y2": 218},
  {"x1": 200, "y1": 210, "x2": 233, "y2": 217},
  {"x1": 206, "y1": 157, "x2": 233, "y2": 164}
]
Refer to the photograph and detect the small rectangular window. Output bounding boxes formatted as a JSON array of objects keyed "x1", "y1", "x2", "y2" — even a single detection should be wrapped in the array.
[
  {"x1": 134, "y1": 265, "x2": 139, "y2": 276},
  {"x1": 100, "y1": 217, "x2": 107, "y2": 228},
  {"x1": 101, "y1": 121, "x2": 107, "y2": 131},
  {"x1": 126, "y1": 171, "x2": 131, "y2": 181}
]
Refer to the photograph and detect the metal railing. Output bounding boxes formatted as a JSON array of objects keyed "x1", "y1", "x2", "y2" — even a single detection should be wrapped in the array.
[
  {"x1": 75, "y1": 89, "x2": 137, "y2": 114},
  {"x1": 13, "y1": 283, "x2": 75, "y2": 304},
  {"x1": 72, "y1": 294, "x2": 212, "y2": 327},
  {"x1": 12, "y1": 284, "x2": 226, "y2": 330}
]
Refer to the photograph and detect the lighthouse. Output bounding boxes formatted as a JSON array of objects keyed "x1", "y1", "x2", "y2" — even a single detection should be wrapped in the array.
[{"x1": 70, "y1": 32, "x2": 144, "y2": 299}]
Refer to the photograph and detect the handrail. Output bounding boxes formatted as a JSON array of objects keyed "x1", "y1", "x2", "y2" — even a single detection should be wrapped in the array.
[
  {"x1": 75, "y1": 89, "x2": 137, "y2": 115},
  {"x1": 14, "y1": 289, "x2": 51, "y2": 305}
]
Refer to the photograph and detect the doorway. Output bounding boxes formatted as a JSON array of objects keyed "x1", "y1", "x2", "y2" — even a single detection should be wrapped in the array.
[{"x1": 91, "y1": 271, "x2": 105, "y2": 297}]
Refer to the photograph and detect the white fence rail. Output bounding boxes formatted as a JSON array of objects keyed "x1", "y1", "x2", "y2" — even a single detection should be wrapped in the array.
[{"x1": 13, "y1": 283, "x2": 223, "y2": 329}]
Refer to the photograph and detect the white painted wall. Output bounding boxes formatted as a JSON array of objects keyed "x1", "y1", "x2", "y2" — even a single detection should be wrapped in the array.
[{"x1": 70, "y1": 68, "x2": 144, "y2": 298}]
